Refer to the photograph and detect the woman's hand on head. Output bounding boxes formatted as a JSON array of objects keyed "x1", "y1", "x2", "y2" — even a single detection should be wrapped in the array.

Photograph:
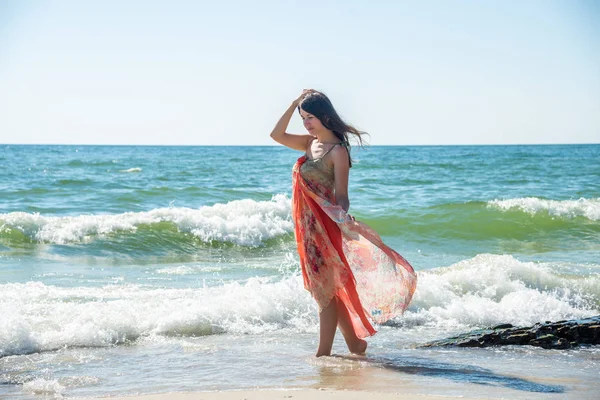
[{"x1": 293, "y1": 89, "x2": 316, "y2": 106}]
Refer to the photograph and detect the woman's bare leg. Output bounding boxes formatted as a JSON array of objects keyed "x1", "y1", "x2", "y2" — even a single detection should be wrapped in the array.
[
  {"x1": 316, "y1": 298, "x2": 338, "y2": 357},
  {"x1": 336, "y1": 298, "x2": 368, "y2": 355}
]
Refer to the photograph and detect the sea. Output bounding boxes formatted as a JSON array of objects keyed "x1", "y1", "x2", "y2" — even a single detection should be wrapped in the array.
[{"x1": 1, "y1": 144, "x2": 599, "y2": 399}]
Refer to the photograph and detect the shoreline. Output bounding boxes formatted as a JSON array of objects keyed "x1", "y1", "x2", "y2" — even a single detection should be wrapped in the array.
[{"x1": 94, "y1": 389, "x2": 485, "y2": 400}]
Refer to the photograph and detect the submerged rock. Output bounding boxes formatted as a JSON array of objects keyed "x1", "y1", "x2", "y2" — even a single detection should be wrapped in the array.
[{"x1": 421, "y1": 316, "x2": 600, "y2": 350}]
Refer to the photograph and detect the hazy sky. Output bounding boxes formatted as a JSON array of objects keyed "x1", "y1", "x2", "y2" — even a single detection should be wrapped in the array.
[{"x1": 1, "y1": 0, "x2": 599, "y2": 145}]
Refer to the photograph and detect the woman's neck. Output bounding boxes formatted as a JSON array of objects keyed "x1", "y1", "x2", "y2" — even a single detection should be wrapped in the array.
[{"x1": 315, "y1": 130, "x2": 341, "y2": 144}]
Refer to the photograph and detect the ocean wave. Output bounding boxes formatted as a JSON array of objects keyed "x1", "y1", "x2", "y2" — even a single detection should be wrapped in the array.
[
  {"x1": 488, "y1": 197, "x2": 600, "y2": 221},
  {"x1": 402, "y1": 254, "x2": 599, "y2": 329},
  {"x1": 1, "y1": 254, "x2": 598, "y2": 357},
  {"x1": 361, "y1": 202, "x2": 599, "y2": 243},
  {"x1": 119, "y1": 167, "x2": 142, "y2": 173},
  {"x1": 0, "y1": 194, "x2": 293, "y2": 247},
  {"x1": 0, "y1": 276, "x2": 315, "y2": 358},
  {"x1": 2, "y1": 196, "x2": 597, "y2": 250}
]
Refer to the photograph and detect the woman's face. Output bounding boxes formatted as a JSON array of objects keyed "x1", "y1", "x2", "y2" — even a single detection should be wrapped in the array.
[{"x1": 299, "y1": 108, "x2": 325, "y2": 136}]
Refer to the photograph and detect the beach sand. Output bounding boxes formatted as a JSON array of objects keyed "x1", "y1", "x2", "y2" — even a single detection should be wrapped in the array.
[
  {"x1": 101, "y1": 389, "x2": 482, "y2": 400},
  {"x1": 87, "y1": 351, "x2": 569, "y2": 400}
]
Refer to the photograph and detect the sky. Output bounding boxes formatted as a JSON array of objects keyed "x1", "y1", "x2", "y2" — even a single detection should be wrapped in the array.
[{"x1": 0, "y1": 0, "x2": 599, "y2": 145}]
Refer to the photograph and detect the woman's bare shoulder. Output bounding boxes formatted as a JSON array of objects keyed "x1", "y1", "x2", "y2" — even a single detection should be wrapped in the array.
[{"x1": 330, "y1": 144, "x2": 350, "y2": 164}]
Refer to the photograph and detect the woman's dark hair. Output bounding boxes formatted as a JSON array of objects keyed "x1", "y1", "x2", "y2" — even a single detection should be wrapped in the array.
[{"x1": 299, "y1": 91, "x2": 369, "y2": 167}]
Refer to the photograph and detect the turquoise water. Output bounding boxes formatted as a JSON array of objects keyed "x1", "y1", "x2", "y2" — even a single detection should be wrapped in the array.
[{"x1": 1, "y1": 144, "x2": 599, "y2": 398}]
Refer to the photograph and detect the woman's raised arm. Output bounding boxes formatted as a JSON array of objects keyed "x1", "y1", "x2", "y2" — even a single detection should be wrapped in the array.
[{"x1": 269, "y1": 90, "x2": 314, "y2": 151}]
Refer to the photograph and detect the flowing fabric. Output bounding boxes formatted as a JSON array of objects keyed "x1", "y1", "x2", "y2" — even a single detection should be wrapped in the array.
[{"x1": 292, "y1": 155, "x2": 417, "y2": 339}]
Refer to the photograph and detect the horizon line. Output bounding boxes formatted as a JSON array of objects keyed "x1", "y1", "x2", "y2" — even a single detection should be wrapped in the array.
[{"x1": 2, "y1": 142, "x2": 599, "y2": 147}]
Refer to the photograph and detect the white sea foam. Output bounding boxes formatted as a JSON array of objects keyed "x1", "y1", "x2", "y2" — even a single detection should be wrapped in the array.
[
  {"x1": 488, "y1": 197, "x2": 600, "y2": 221},
  {"x1": 1, "y1": 254, "x2": 598, "y2": 357},
  {"x1": 157, "y1": 265, "x2": 196, "y2": 275},
  {"x1": 403, "y1": 254, "x2": 599, "y2": 329},
  {"x1": 119, "y1": 167, "x2": 142, "y2": 173},
  {"x1": 0, "y1": 194, "x2": 293, "y2": 246},
  {"x1": 156, "y1": 265, "x2": 223, "y2": 274},
  {"x1": 0, "y1": 276, "x2": 315, "y2": 358},
  {"x1": 22, "y1": 378, "x2": 65, "y2": 397}
]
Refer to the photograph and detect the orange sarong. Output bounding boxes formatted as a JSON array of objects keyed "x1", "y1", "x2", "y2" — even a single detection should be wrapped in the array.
[{"x1": 291, "y1": 155, "x2": 418, "y2": 338}]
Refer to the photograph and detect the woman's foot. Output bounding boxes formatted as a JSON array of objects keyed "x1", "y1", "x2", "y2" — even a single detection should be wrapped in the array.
[{"x1": 349, "y1": 339, "x2": 367, "y2": 355}]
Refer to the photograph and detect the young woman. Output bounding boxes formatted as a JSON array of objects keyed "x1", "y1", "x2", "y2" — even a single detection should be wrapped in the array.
[{"x1": 270, "y1": 89, "x2": 417, "y2": 357}]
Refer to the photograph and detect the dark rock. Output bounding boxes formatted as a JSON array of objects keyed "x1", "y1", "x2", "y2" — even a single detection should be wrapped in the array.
[
  {"x1": 554, "y1": 338, "x2": 570, "y2": 349},
  {"x1": 420, "y1": 315, "x2": 600, "y2": 350},
  {"x1": 459, "y1": 339, "x2": 482, "y2": 347},
  {"x1": 556, "y1": 326, "x2": 579, "y2": 341},
  {"x1": 528, "y1": 339, "x2": 547, "y2": 348},
  {"x1": 504, "y1": 333, "x2": 533, "y2": 344},
  {"x1": 536, "y1": 334, "x2": 556, "y2": 341}
]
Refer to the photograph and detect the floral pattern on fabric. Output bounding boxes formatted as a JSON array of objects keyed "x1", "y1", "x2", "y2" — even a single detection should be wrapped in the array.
[{"x1": 292, "y1": 155, "x2": 417, "y2": 338}]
